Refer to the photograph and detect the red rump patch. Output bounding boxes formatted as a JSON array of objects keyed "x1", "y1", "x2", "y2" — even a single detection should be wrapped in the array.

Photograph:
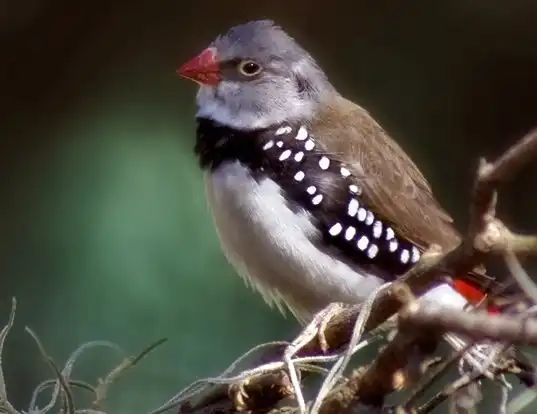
[{"x1": 453, "y1": 278, "x2": 500, "y2": 314}]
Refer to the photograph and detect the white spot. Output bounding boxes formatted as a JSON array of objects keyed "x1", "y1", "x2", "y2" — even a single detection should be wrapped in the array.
[
  {"x1": 295, "y1": 126, "x2": 308, "y2": 140},
  {"x1": 340, "y1": 167, "x2": 351, "y2": 177},
  {"x1": 306, "y1": 185, "x2": 317, "y2": 195},
  {"x1": 345, "y1": 226, "x2": 356, "y2": 241},
  {"x1": 349, "y1": 184, "x2": 359, "y2": 194},
  {"x1": 367, "y1": 244, "x2": 379, "y2": 259},
  {"x1": 347, "y1": 199, "x2": 359, "y2": 217},
  {"x1": 389, "y1": 239, "x2": 398, "y2": 252},
  {"x1": 275, "y1": 126, "x2": 291, "y2": 135},
  {"x1": 294, "y1": 171, "x2": 305, "y2": 181},
  {"x1": 304, "y1": 139, "x2": 315, "y2": 151},
  {"x1": 319, "y1": 156, "x2": 330, "y2": 170},
  {"x1": 312, "y1": 194, "x2": 323, "y2": 205},
  {"x1": 357, "y1": 208, "x2": 367, "y2": 221},
  {"x1": 262, "y1": 140, "x2": 274, "y2": 150},
  {"x1": 276, "y1": 141, "x2": 284, "y2": 148},
  {"x1": 328, "y1": 223, "x2": 342, "y2": 236},
  {"x1": 400, "y1": 249, "x2": 410, "y2": 264},
  {"x1": 365, "y1": 211, "x2": 374, "y2": 226},
  {"x1": 372, "y1": 221, "x2": 383, "y2": 238},
  {"x1": 279, "y1": 149, "x2": 292, "y2": 161},
  {"x1": 411, "y1": 246, "x2": 421, "y2": 263},
  {"x1": 294, "y1": 151, "x2": 305, "y2": 162},
  {"x1": 357, "y1": 235, "x2": 369, "y2": 251},
  {"x1": 386, "y1": 227, "x2": 395, "y2": 240}
]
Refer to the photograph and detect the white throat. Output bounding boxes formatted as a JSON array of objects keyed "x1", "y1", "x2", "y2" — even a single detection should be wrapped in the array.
[
  {"x1": 196, "y1": 101, "x2": 308, "y2": 130},
  {"x1": 195, "y1": 90, "x2": 318, "y2": 130}
]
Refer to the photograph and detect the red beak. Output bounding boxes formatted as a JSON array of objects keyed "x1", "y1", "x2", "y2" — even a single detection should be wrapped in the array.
[{"x1": 177, "y1": 47, "x2": 221, "y2": 86}]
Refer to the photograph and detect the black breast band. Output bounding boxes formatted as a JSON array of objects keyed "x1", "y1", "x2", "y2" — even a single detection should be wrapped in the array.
[{"x1": 195, "y1": 117, "x2": 421, "y2": 276}]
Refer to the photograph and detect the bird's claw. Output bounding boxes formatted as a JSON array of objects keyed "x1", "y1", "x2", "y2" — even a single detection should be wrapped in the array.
[
  {"x1": 229, "y1": 377, "x2": 251, "y2": 411},
  {"x1": 315, "y1": 302, "x2": 346, "y2": 352},
  {"x1": 285, "y1": 302, "x2": 345, "y2": 358}
]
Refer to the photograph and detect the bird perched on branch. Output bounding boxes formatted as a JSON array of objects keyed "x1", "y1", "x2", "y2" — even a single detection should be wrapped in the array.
[{"x1": 178, "y1": 20, "x2": 535, "y2": 385}]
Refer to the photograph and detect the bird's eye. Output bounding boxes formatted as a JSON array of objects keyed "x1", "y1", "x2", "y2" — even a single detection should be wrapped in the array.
[{"x1": 238, "y1": 60, "x2": 262, "y2": 76}]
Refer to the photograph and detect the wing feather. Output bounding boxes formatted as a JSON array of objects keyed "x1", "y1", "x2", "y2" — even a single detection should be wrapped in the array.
[
  {"x1": 310, "y1": 96, "x2": 506, "y2": 294},
  {"x1": 310, "y1": 96, "x2": 460, "y2": 250}
]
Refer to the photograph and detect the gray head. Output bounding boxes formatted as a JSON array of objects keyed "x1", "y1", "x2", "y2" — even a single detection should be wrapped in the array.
[{"x1": 178, "y1": 20, "x2": 336, "y2": 130}]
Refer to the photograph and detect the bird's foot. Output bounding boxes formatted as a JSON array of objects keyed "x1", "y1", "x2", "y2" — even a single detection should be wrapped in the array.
[
  {"x1": 290, "y1": 302, "x2": 346, "y2": 356},
  {"x1": 282, "y1": 302, "x2": 346, "y2": 413}
]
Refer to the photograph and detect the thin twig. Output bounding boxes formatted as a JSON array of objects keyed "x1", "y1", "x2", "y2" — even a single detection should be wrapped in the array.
[
  {"x1": 401, "y1": 345, "x2": 472, "y2": 410},
  {"x1": 94, "y1": 338, "x2": 167, "y2": 406},
  {"x1": 311, "y1": 283, "x2": 392, "y2": 414},
  {"x1": 471, "y1": 127, "x2": 537, "y2": 238},
  {"x1": 28, "y1": 340, "x2": 125, "y2": 413},
  {"x1": 0, "y1": 298, "x2": 20, "y2": 414},
  {"x1": 25, "y1": 327, "x2": 75, "y2": 414},
  {"x1": 506, "y1": 388, "x2": 537, "y2": 414},
  {"x1": 31, "y1": 379, "x2": 96, "y2": 396},
  {"x1": 479, "y1": 128, "x2": 537, "y2": 186},
  {"x1": 504, "y1": 250, "x2": 537, "y2": 304},
  {"x1": 416, "y1": 373, "x2": 485, "y2": 414}
]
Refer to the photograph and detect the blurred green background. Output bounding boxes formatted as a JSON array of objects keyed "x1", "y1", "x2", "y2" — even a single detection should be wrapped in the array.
[{"x1": 1, "y1": 0, "x2": 537, "y2": 412}]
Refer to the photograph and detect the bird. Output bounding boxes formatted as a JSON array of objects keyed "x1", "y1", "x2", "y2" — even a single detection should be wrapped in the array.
[{"x1": 177, "y1": 20, "x2": 535, "y2": 384}]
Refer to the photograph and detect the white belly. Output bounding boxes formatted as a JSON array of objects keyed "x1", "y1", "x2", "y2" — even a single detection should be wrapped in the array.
[{"x1": 204, "y1": 161, "x2": 385, "y2": 321}]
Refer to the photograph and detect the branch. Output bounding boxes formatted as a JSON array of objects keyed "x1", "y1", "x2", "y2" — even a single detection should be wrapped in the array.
[
  {"x1": 469, "y1": 127, "x2": 537, "y2": 251},
  {"x1": 344, "y1": 285, "x2": 436, "y2": 407},
  {"x1": 399, "y1": 301, "x2": 537, "y2": 346}
]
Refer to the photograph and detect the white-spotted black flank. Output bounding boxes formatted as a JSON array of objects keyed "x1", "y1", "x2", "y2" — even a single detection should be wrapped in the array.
[{"x1": 195, "y1": 118, "x2": 422, "y2": 276}]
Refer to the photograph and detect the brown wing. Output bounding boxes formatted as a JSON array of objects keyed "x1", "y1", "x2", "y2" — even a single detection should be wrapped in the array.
[{"x1": 310, "y1": 95, "x2": 461, "y2": 251}]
